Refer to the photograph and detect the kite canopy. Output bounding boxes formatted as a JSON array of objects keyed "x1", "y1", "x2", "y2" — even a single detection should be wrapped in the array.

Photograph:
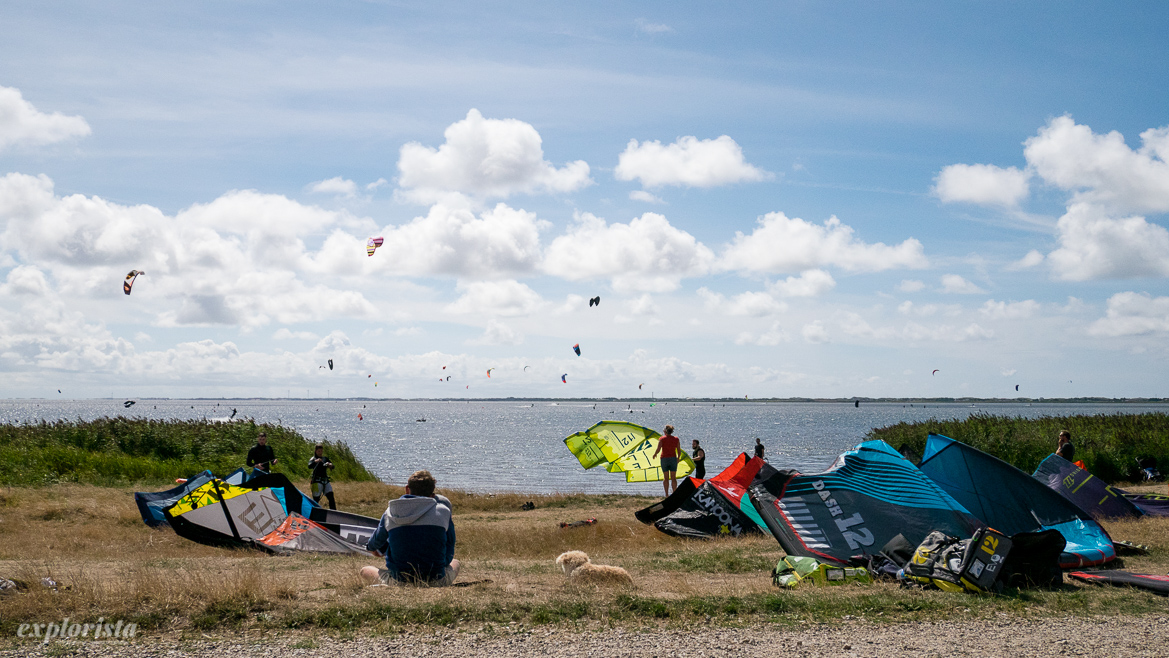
[
  {"x1": 123, "y1": 270, "x2": 144, "y2": 295},
  {"x1": 589, "y1": 296, "x2": 600, "y2": 307},
  {"x1": 919, "y1": 434, "x2": 1115, "y2": 568},
  {"x1": 366, "y1": 236, "x2": 384, "y2": 257},
  {"x1": 328, "y1": 359, "x2": 333, "y2": 371},
  {"x1": 256, "y1": 513, "x2": 371, "y2": 555},
  {"x1": 572, "y1": 343, "x2": 581, "y2": 356},
  {"x1": 1033, "y1": 454, "x2": 1143, "y2": 520},
  {"x1": 636, "y1": 453, "x2": 773, "y2": 538},
  {"x1": 748, "y1": 440, "x2": 980, "y2": 566},
  {"x1": 1119, "y1": 491, "x2": 1169, "y2": 517},
  {"x1": 564, "y1": 420, "x2": 694, "y2": 483},
  {"x1": 135, "y1": 470, "x2": 215, "y2": 527},
  {"x1": 158, "y1": 472, "x2": 319, "y2": 547},
  {"x1": 308, "y1": 507, "x2": 381, "y2": 547}
]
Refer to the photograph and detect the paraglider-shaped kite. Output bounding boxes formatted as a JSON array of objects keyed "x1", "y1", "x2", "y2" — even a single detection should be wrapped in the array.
[
  {"x1": 123, "y1": 270, "x2": 144, "y2": 295},
  {"x1": 638, "y1": 383, "x2": 644, "y2": 390},
  {"x1": 123, "y1": 400, "x2": 135, "y2": 408},
  {"x1": 366, "y1": 237, "x2": 384, "y2": 257},
  {"x1": 328, "y1": 359, "x2": 333, "y2": 371},
  {"x1": 589, "y1": 296, "x2": 600, "y2": 307},
  {"x1": 932, "y1": 369, "x2": 940, "y2": 376},
  {"x1": 1015, "y1": 384, "x2": 1020, "y2": 391},
  {"x1": 572, "y1": 343, "x2": 581, "y2": 356},
  {"x1": 487, "y1": 368, "x2": 494, "y2": 378},
  {"x1": 523, "y1": 365, "x2": 530, "y2": 371},
  {"x1": 561, "y1": 373, "x2": 568, "y2": 383}
]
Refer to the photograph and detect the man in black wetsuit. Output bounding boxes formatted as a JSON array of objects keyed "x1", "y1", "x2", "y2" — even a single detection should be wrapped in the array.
[
  {"x1": 691, "y1": 439, "x2": 706, "y2": 479},
  {"x1": 246, "y1": 432, "x2": 277, "y2": 478},
  {"x1": 308, "y1": 444, "x2": 337, "y2": 509},
  {"x1": 754, "y1": 437, "x2": 765, "y2": 460}
]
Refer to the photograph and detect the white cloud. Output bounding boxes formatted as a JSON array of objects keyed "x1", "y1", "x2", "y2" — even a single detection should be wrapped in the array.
[
  {"x1": 840, "y1": 312, "x2": 992, "y2": 343},
  {"x1": 933, "y1": 163, "x2": 1030, "y2": 208},
  {"x1": 366, "y1": 178, "x2": 389, "y2": 191},
  {"x1": 372, "y1": 202, "x2": 548, "y2": 278},
  {"x1": 0, "y1": 172, "x2": 377, "y2": 330},
  {"x1": 735, "y1": 321, "x2": 790, "y2": 346},
  {"x1": 615, "y1": 135, "x2": 770, "y2": 188},
  {"x1": 1001, "y1": 369, "x2": 1017, "y2": 377},
  {"x1": 939, "y1": 274, "x2": 985, "y2": 294},
  {"x1": 635, "y1": 19, "x2": 674, "y2": 34},
  {"x1": 720, "y1": 212, "x2": 926, "y2": 274},
  {"x1": 980, "y1": 299, "x2": 1039, "y2": 319},
  {"x1": 1012, "y1": 250, "x2": 1045, "y2": 270},
  {"x1": 627, "y1": 294, "x2": 659, "y2": 316},
  {"x1": 397, "y1": 109, "x2": 591, "y2": 203},
  {"x1": 629, "y1": 190, "x2": 664, "y2": 204},
  {"x1": 273, "y1": 328, "x2": 319, "y2": 340},
  {"x1": 446, "y1": 279, "x2": 544, "y2": 317},
  {"x1": 727, "y1": 291, "x2": 785, "y2": 317},
  {"x1": 0, "y1": 265, "x2": 51, "y2": 297},
  {"x1": 769, "y1": 269, "x2": 835, "y2": 297},
  {"x1": 802, "y1": 321, "x2": 829, "y2": 343},
  {"x1": 308, "y1": 177, "x2": 358, "y2": 197},
  {"x1": 1046, "y1": 202, "x2": 1169, "y2": 280},
  {"x1": 1088, "y1": 291, "x2": 1169, "y2": 337},
  {"x1": 542, "y1": 211, "x2": 714, "y2": 292},
  {"x1": 0, "y1": 85, "x2": 91, "y2": 151},
  {"x1": 898, "y1": 279, "x2": 925, "y2": 293},
  {"x1": 1024, "y1": 116, "x2": 1169, "y2": 215},
  {"x1": 468, "y1": 319, "x2": 524, "y2": 345}
]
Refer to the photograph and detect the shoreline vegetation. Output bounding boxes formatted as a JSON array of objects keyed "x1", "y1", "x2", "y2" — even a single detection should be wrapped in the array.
[
  {"x1": 0, "y1": 418, "x2": 376, "y2": 487},
  {"x1": 0, "y1": 414, "x2": 1167, "y2": 642}
]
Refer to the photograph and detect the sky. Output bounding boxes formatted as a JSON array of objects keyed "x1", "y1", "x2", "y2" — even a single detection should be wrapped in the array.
[{"x1": 1, "y1": 1, "x2": 1169, "y2": 399}]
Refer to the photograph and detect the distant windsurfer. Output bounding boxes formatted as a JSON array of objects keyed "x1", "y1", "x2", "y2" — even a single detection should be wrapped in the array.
[
  {"x1": 691, "y1": 439, "x2": 706, "y2": 479},
  {"x1": 308, "y1": 444, "x2": 337, "y2": 510},
  {"x1": 246, "y1": 432, "x2": 277, "y2": 477},
  {"x1": 652, "y1": 425, "x2": 681, "y2": 495}
]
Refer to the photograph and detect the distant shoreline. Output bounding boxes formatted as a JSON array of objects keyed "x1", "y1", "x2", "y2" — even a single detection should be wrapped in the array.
[{"x1": 10, "y1": 396, "x2": 1169, "y2": 404}]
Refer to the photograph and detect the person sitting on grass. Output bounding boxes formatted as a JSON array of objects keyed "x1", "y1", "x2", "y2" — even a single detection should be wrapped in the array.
[
  {"x1": 308, "y1": 444, "x2": 336, "y2": 510},
  {"x1": 360, "y1": 470, "x2": 459, "y2": 587}
]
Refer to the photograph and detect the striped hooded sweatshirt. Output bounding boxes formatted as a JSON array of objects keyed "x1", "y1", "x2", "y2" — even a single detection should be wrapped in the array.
[{"x1": 366, "y1": 494, "x2": 455, "y2": 581}]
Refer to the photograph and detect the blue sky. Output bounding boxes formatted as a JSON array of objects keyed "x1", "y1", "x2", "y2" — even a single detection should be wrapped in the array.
[{"x1": 1, "y1": 1, "x2": 1168, "y2": 399}]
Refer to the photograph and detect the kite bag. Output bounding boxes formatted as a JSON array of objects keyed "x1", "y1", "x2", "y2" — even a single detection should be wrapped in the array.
[{"x1": 904, "y1": 527, "x2": 1012, "y2": 593}]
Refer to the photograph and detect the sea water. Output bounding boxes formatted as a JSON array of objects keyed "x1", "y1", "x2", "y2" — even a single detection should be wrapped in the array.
[{"x1": 4, "y1": 398, "x2": 1167, "y2": 494}]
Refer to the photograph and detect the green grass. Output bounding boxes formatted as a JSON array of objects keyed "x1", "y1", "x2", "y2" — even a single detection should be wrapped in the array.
[
  {"x1": 867, "y1": 412, "x2": 1169, "y2": 480},
  {"x1": 0, "y1": 417, "x2": 377, "y2": 486}
]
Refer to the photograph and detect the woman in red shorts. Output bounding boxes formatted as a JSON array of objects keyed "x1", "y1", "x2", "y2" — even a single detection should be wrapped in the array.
[{"x1": 652, "y1": 425, "x2": 681, "y2": 495}]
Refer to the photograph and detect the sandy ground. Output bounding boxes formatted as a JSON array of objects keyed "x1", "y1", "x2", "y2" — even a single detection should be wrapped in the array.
[{"x1": 3, "y1": 615, "x2": 1168, "y2": 657}]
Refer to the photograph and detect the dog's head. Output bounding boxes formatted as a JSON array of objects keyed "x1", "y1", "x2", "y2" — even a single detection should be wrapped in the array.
[{"x1": 555, "y1": 550, "x2": 590, "y2": 575}]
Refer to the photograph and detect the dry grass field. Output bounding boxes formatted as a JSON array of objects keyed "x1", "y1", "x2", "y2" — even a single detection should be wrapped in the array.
[{"x1": 1, "y1": 481, "x2": 1168, "y2": 643}]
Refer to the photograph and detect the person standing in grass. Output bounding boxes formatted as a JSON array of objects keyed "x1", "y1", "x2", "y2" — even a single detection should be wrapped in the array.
[
  {"x1": 692, "y1": 439, "x2": 706, "y2": 480},
  {"x1": 308, "y1": 444, "x2": 336, "y2": 510},
  {"x1": 652, "y1": 425, "x2": 681, "y2": 495},
  {"x1": 246, "y1": 432, "x2": 277, "y2": 478},
  {"x1": 360, "y1": 470, "x2": 459, "y2": 586}
]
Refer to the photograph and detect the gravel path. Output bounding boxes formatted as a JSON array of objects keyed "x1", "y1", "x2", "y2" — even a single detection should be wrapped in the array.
[{"x1": 4, "y1": 615, "x2": 1167, "y2": 657}]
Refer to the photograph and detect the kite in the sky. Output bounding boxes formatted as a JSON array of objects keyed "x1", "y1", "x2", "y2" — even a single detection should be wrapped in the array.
[
  {"x1": 572, "y1": 343, "x2": 581, "y2": 356},
  {"x1": 1016, "y1": 384, "x2": 1020, "y2": 391},
  {"x1": 123, "y1": 270, "x2": 144, "y2": 295},
  {"x1": 932, "y1": 369, "x2": 940, "y2": 376},
  {"x1": 561, "y1": 374, "x2": 568, "y2": 383},
  {"x1": 589, "y1": 296, "x2": 601, "y2": 307},
  {"x1": 523, "y1": 365, "x2": 530, "y2": 371},
  {"x1": 446, "y1": 376, "x2": 451, "y2": 381},
  {"x1": 487, "y1": 368, "x2": 494, "y2": 378},
  {"x1": 368, "y1": 374, "x2": 371, "y2": 378},
  {"x1": 328, "y1": 359, "x2": 333, "y2": 370},
  {"x1": 123, "y1": 400, "x2": 135, "y2": 408},
  {"x1": 638, "y1": 383, "x2": 644, "y2": 390},
  {"x1": 366, "y1": 237, "x2": 384, "y2": 257}
]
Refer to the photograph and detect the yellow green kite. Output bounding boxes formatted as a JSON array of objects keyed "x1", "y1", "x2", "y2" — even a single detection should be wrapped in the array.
[{"x1": 564, "y1": 421, "x2": 694, "y2": 482}]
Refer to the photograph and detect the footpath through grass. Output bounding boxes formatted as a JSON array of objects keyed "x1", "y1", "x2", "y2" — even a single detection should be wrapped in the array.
[
  {"x1": 867, "y1": 411, "x2": 1169, "y2": 481},
  {"x1": 0, "y1": 417, "x2": 375, "y2": 486}
]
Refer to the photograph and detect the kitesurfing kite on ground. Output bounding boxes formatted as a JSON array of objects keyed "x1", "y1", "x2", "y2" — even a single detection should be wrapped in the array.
[
  {"x1": 366, "y1": 237, "x2": 384, "y2": 257},
  {"x1": 589, "y1": 296, "x2": 600, "y2": 307},
  {"x1": 638, "y1": 454, "x2": 771, "y2": 538},
  {"x1": 573, "y1": 343, "x2": 581, "y2": 356},
  {"x1": 123, "y1": 270, "x2": 144, "y2": 295}
]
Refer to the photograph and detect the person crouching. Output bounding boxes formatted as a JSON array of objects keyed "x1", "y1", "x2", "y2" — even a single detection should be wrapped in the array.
[{"x1": 360, "y1": 470, "x2": 460, "y2": 587}]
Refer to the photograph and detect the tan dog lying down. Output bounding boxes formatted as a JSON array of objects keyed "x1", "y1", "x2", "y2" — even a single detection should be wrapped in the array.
[{"x1": 556, "y1": 550, "x2": 633, "y2": 586}]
